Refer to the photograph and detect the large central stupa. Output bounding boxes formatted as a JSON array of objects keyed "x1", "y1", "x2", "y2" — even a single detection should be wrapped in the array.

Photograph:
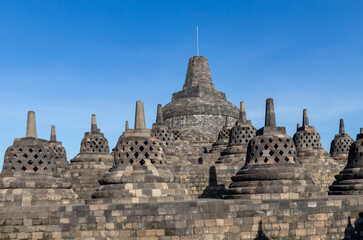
[{"x1": 163, "y1": 56, "x2": 239, "y2": 148}]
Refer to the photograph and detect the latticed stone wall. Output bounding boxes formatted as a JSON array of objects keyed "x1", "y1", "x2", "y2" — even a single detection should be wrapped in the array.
[
  {"x1": 229, "y1": 125, "x2": 256, "y2": 146},
  {"x1": 151, "y1": 128, "x2": 175, "y2": 147},
  {"x1": 80, "y1": 136, "x2": 109, "y2": 153},
  {"x1": 293, "y1": 131, "x2": 322, "y2": 149},
  {"x1": 246, "y1": 135, "x2": 297, "y2": 165},
  {"x1": 113, "y1": 138, "x2": 165, "y2": 166},
  {"x1": 331, "y1": 137, "x2": 354, "y2": 156},
  {"x1": 3, "y1": 144, "x2": 56, "y2": 173}
]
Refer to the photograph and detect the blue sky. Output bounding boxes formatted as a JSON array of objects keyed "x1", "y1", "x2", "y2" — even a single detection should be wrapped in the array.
[{"x1": 0, "y1": 1, "x2": 362, "y2": 168}]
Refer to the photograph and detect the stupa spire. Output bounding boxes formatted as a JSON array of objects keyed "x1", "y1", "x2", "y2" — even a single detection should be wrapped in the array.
[
  {"x1": 50, "y1": 125, "x2": 56, "y2": 142},
  {"x1": 125, "y1": 121, "x2": 129, "y2": 130},
  {"x1": 26, "y1": 111, "x2": 37, "y2": 138},
  {"x1": 91, "y1": 114, "x2": 97, "y2": 132},
  {"x1": 156, "y1": 104, "x2": 164, "y2": 125},
  {"x1": 135, "y1": 101, "x2": 146, "y2": 130},
  {"x1": 339, "y1": 119, "x2": 345, "y2": 134},
  {"x1": 265, "y1": 98, "x2": 276, "y2": 127},
  {"x1": 303, "y1": 109, "x2": 309, "y2": 127},
  {"x1": 239, "y1": 101, "x2": 247, "y2": 124}
]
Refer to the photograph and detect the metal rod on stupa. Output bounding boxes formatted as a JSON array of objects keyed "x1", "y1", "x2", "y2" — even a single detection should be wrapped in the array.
[
  {"x1": 239, "y1": 101, "x2": 247, "y2": 124},
  {"x1": 265, "y1": 98, "x2": 276, "y2": 127},
  {"x1": 91, "y1": 114, "x2": 97, "y2": 132},
  {"x1": 303, "y1": 109, "x2": 309, "y2": 127},
  {"x1": 26, "y1": 111, "x2": 37, "y2": 138},
  {"x1": 135, "y1": 101, "x2": 146, "y2": 129},
  {"x1": 156, "y1": 104, "x2": 164, "y2": 125},
  {"x1": 339, "y1": 119, "x2": 345, "y2": 134},
  {"x1": 50, "y1": 125, "x2": 56, "y2": 142}
]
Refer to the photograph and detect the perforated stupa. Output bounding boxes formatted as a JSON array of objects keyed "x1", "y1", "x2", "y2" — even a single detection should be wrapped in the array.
[
  {"x1": 224, "y1": 99, "x2": 324, "y2": 200},
  {"x1": 330, "y1": 119, "x2": 354, "y2": 161},
  {"x1": 48, "y1": 125, "x2": 68, "y2": 173}
]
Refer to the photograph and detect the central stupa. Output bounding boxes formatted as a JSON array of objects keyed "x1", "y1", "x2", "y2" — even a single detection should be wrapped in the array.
[{"x1": 163, "y1": 56, "x2": 239, "y2": 149}]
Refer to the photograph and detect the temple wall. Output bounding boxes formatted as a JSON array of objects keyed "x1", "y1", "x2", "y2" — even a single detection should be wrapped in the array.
[{"x1": 0, "y1": 196, "x2": 362, "y2": 239}]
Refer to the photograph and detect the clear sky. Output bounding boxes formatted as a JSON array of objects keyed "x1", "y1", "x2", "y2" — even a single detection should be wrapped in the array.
[{"x1": 0, "y1": 1, "x2": 362, "y2": 169}]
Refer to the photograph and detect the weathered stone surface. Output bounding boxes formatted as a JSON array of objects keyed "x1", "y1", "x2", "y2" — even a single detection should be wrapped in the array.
[
  {"x1": 48, "y1": 125, "x2": 69, "y2": 173},
  {"x1": 330, "y1": 119, "x2": 354, "y2": 162}
]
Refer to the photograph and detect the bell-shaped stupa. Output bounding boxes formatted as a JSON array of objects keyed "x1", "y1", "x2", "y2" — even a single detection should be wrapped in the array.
[
  {"x1": 48, "y1": 125, "x2": 68, "y2": 173},
  {"x1": 68, "y1": 114, "x2": 114, "y2": 200},
  {"x1": 293, "y1": 109, "x2": 343, "y2": 190},
  {"x1": 0, "y1": 111, "x2": 78, "y2": 206},
  {"x1": 224, "y1": 99, "x2": 324, "y2": 200},
  {"x1": 91, "y1": 101, "x2": 191, "y2": 204},
  {"x1": 216, "y1": 101, "x2": 256, "y2": 164},
  {"x1": 330, "y1": 119, "x2": 354, "y2": 162},
  {"x1": 329, "y1": 129, "x2": 363, "y2": 195},
  {"x1": 162, "y1": 56, "x2": 239, "y2": 161}
]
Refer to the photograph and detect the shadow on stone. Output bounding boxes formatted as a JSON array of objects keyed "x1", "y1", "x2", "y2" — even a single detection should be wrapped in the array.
[
  {"x1": 198, "y1": 166, "x2": 225, "y2": 198},
  {"x1": 342, "y1": 214, "x2": 363, "y2": 239},
  {"x1": 254, "y1": 221, "x2": 270, "y2": 240}
]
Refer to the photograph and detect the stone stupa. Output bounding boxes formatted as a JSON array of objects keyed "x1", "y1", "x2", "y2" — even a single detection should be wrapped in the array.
[
  {"x1": 224, "y1": 99, "x2": 325, "y2": 200},
  {"x1": 91, "y1": 101, "x2": 191, "y2": 204},
  {"x1": 163, "y1": 56, "x2": 239, "y2": 161},
  {"x1": 330, "y1": 119, "x2": 354, "y2": 162},
  {"x1": 293, "y1": 109, "x2": 343, "y2": 190},
  {"x1": 68, "y1": 114, "x2": 113, "y2": 199},
  {"x1": 0, "y1": 111, "x2": 78, "y2": 207},
  {"x1": 216, "y1": 101, "x2": 256, "y2": 164},
  {"x1": 329, "y1": 128, "x2": 363, "y2": 195},
  {"x1": 48, "y1": 125, "x2": 68, "y2": 173}
]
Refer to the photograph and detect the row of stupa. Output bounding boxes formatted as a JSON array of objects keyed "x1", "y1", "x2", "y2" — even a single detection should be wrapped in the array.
[{"x1": 1, "y1": 55, "x2": 363, "y2": 207}]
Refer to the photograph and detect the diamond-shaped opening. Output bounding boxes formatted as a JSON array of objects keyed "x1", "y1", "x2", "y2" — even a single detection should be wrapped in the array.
[
  {"x1": 285, "y1": 157, "x2": 289, "y2": 162},
  {"x1": 145, "y1": 152, "x2": 150, "y2": 158},
  {"x1": 17, "y1": 160, "x2": 22, "y2": 164},
  {"x1": 269, "y1": 150, "x2": 274, "y2": 156},
  {"x1": 129, "y1": 159, "x2": 134, "y2": 164},
  {"x1": 286, "y1": 138, "x2": 290, "y2": 142},
  {"x1": 268, "y1": 138, "x2": 273, "y2": 143},
  {"x1": 274, "y1": 157, "x2": 280, "y2": 163},
  {"x1": 279, "y1": 150, "x2": 284, "y2": 155},
  {"x1": 34, "y1": 154, "x2": 38, "y2": 159},
  {"x1": 134, "y1": 152, "x2": 139, "y2": 158},
  {"x1": 264, "y1": 157, "x2": 268, "y2": 163},
  {"x1": 264, "y1": 144, "x2": 269, "y2": 150},
  {"x1": 274, "y1": 144, "x2": 278, "y2": 149},
  {"x1": 126, "y1": 153, "x2": 129, "y2": 157},
  {"x1": 149, "y1": 146, "x2": 153, "y2": 151},
  {"x1": 23, "y1": 153, "x2": 28, "y2": 158},
  {"x1": 278, "y1": 138, "x2": 282, "y2": 142},
  {"x1": 11, "y1": 167, "x2": 15, "y2": 170},
  {"x1": 33, "y1": 166, "x2": 38, "y2": 172},
  {"x1": 259, "y1": 151, "x2": 263, "y2": 156},
  {"x1": 283, "y1": 144, "x2": 288, "y2": 148},
  {"x1": 135, "y1": 141, "x2": 138, "y2": 145},
  {"x1": 29, "y1": 148, "x2": 33, "y2": 153},
  {"x1": 129, "y1": 146, "x2": 134, "y2": 151},
  {"x1": 254, "y1": 159, "x2": 258, "y2": 163},
  {"x1": 139, "y1": 146, "x2": 145, "y2": 151},
  {"x1": 28, "y1": 160, "x2": 33, "y2": 165},
  {"x1": 43, "y1": 155, "x2": 47, "y2": 158},
  {"x1": 18, "y1": 148, "x2": 23, "y2": 152},
  {"x1": 140, "y1": 159, "x2": 145, "y2": 166},
  {"x1": 21, "y1": 166, "x2": 27, "y2": 171},
  {"x1": 254, "y1": 145, "x2": 258, "y2": 150},
  {"x1": 151, "y1": 159, "x2": 155, "y2": 164},
  {"x1": 44, "y1": 167, "x2": 48, "y2": 171},
  {"x1": 260, "y1": 139, "x2": 265, "y2": 144}
]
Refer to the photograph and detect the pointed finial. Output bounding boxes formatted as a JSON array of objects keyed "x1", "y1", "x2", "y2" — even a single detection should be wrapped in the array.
[
  {"x1": 26, "y1": 111, "x2": 37, "y2": 138},
  {"x1": 156, "y1": 104, "x2": 164, "y2": 125},
  {"x1": 135, "y1": 101, "x2": 146, "y2": 129},
  {"x1": 239, "y1": 101, "x2": 247, "y2": 124},
  {"x1": 360, "y1": 128, "x2": 363, "y2": 134},
  {"x1": 265, "y1": 98, "x2": 276, "y2": 127},
  {"x1": 91, "y1": 114, "x2": 97, "y2": 132},
  {"x1": 303, "y1": 109, "x2": 309, "y2": 127},
  {"x1": 339, "y1": 119, "x2": 345, "y2": 134},
  {"x1": 125, "y1": 121, "x2": 129, "y2": 130},
  {"x1": 50, "y1": 125, "x2": 56, "y2": 142},
  {"x1": 297, "y1": 123, "x2": 300, "y2": 131}
]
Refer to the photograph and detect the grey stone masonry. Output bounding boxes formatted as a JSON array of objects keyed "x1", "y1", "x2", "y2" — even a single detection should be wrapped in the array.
[
  {"x1": 330, "y1": 118, "x2": 354, "y2": 162},
  {"x1": 0, "y1": 111, "x2": 78, "y2": 207},
  {"x1": 48, "y1": 125, "x2": 69, "y2": 173},
  {"x1": 68, "y1": 114, "x2": 113, "y2": 200},
  {"x1": 224, "y1": 99, "x2": 325, "y2": 200},
  {"x1": 329, "y1": 128, "x2": 363, "y2": 195},
  {"x1": 293, "y1": 109, "x2": 343, "y2": 191},
  {"x1": 91, "y1": 101, "x2": 191, "y2": 204},
  {"x1": 216, "y1": 101, "x2": 257, "y2": 164},
  {"x1": 163, "y1": 56, "x2": 239, "y2": 143}
]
